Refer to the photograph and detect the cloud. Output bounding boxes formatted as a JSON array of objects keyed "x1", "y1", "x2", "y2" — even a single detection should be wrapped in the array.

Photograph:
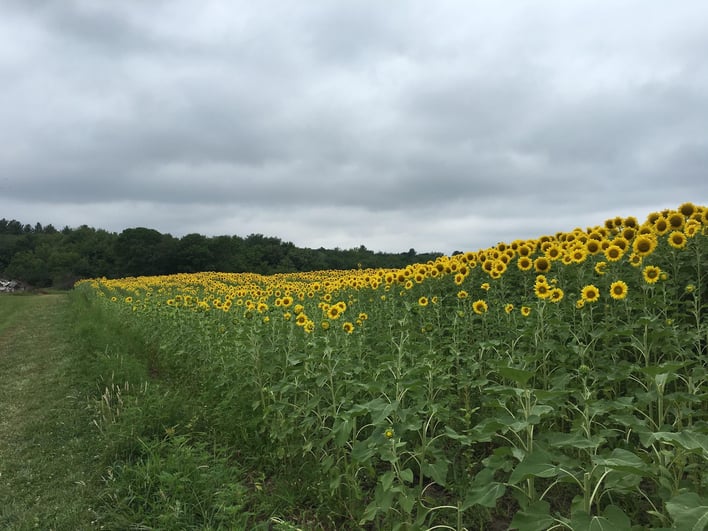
[{"x1": 1, "y1": 1, "x2": 707, "y2": 255}]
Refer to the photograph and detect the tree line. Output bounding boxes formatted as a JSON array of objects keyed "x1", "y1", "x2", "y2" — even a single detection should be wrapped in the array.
[{"x1": 0, "y1": 218, "x2": 442, "y2": 289}]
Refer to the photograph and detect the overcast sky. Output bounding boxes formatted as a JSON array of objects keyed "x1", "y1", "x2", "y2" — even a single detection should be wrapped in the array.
[{"x1": 1, "y1": 1, "x2": 707, "y2": 254}]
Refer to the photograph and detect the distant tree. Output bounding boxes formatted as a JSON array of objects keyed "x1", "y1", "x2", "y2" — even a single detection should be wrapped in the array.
[{"x1": 115, "y1": 227, "x2": 167, "y2": 277}]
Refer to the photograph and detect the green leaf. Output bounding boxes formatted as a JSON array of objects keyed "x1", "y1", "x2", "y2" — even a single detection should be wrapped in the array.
[
  {"x1": 648, "y1": 430, "x2": 708, "y2": 459},
  {"x1": 509, "y1": 449, "x2": 560, "y2": 485},
  {"x1": 570, "y1": 511, "x2": 617, "y2": 531},
  {"x1": 666, "y1": 492, "x2": 708, "y2": 531},
  {"x1": 602, "y1": 505, "x2": 632, "y2": 530},
  {"x1": 499, "y1": 366, "x2": 535, "y2": 386},
  {"x1": 421, "y1": 459, "x2": 448, "y2": 486},
  {"x1": 463, "y1": 482, "x2": 506, "y2": 509},
  {"x1": 592, "y1": 448, "x2": 647, "y2": 476},
  {"x1": 510, "y1": 499, "x2": 554, "y2": 531},
  {"x1": 545, "y1": 431, "x2": 605, "y2": 449},
  {"x1": 399, "y1": 468, "x2": 414, "y2": 484}
]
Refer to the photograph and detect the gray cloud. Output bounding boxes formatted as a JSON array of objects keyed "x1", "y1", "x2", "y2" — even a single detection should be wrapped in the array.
[{"x1": 1, "y1": 1, "x2": 707, "y2": 254}]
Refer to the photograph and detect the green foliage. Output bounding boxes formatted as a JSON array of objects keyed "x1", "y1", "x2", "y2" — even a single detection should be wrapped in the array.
[{"x1": 70, "y1": 209, "x2": 707, "y2": 528}]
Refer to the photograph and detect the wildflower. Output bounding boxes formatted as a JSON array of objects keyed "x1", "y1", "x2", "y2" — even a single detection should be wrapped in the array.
[
  {"x1": 418, "y1": 296, "x2": 429, "y2": 307},
  {"x1": 667, "y1": 231, "x2": 687, "y2": 249},
  {"x1": 549, "y1": 288, "x2": 564, "y2": 303},
  {"x1": 642, "y1": 265, "x2": 661, "y2": 284},
  {"x1": 632, "y1": 234, "x2": 657, "y2": 257},
  {"x1": 604, "y1": 245, "x2": 624, "y2": 262},
  {"x1": 581, "y1": 284, "x2": 600, "y2": 303},
  {"x1": 595, "y1": 261, "x2": 607, "y2": 275},
  {"x1": 520, "y1": 306, "x2": 532, "y2": 317},
  {"x1": 517, "y1": 256, "x2": 533, "y2": 271},
  {"x1": 327, "y1": 306, "x2": 342, "y2": 319},
  {"x1": 667, "y1": 212, "x2": 684, "y2": 230},
  {"x1": 534, "y1": 282, "x2": 551, "y2": 300},
  {"x1": 576, "y1": 299, "x2": 585, "y2": 309},
  {"x1": 534, "y1": 257, "x2": 551, "y2": 273},
  {"x1": 609, "y1": 280, "x2": 628, "y2": 300},
  {"x1": 342, "y1": 322, "x2": 354, "y2": 334},
  {"x1": 654, "y1": 216, "x2": 669, "y2": 235},
  {"x1": 585, "y1": 239, "x2": 602, "y2": 255},
  {"x1": 457, "y1": 290, "x2": 469, "y2": 300},
  {"x1": 504, "y1": 303, "x2": 514, "y2": 314},
  {"x1": 472, "y1": 300, "x2": 488, "y2": 315}
]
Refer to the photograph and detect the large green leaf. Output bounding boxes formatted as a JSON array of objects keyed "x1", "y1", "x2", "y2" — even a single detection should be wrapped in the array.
[
  {"x1": 592, "y1": 448, "x2": 648, "y2": 476},
  {"x1": 509, "y1": 449, "x2": 560, "y2": 485},
  {"x1": 666, "y1": 492, "x2": 708, "y2": 531},
  {"x1": 498, "y1": 366, "x2": 535, "y2": 386},
  {"x1": 648, "y1": 430, "x2": 708, "y2": 459},
  {"x1": 509, "y1": 500, "x2": 554, "y2": 531}
]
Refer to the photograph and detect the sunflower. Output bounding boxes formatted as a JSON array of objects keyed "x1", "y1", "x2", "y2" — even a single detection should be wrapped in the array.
[
  {"x1": 594, "y1": 261, "x2": 607, "y2": 275},
  {"x1": 585, "y1": 239, "x2": 602, "y2": 255},
  {"x1": 481, "y1": 282, "x2": 490, "y2": 291},
  {"x1": 457, "y1": 290, "x2": 469, "y2": 300},
  {"x1": 342, "y1": 322, "x2": 354, "y2": 334},
  {"x1": 684, "y1": 220, "x2": 701, "y2": 238},
  {"x1": 571, "y1": 247, "x2": 587, "y2": 263},
  {"x1": 642, "y1": 265, "x2": 661, "y2": 284},
  {"x1": 667, "y1": 231, "x2": 687, "y2": 249},
  {"x1": 517, "y1": 256, "x2": 533, "y2": 271},
  {"x1": 609, "y1": 280, "x2": 628, "y2": 300},
  {"x1": 454, "y1": 273, "x2": 465, "y2": 285},
  {"x1": 281, "y1": 296, "x2": 293, "y2": 307},
  {"x1": 327, "y1": 306, "x2": 341, "y2": 319},
  {"x1": 667, "y1": 212, "x2": 684, "y2": 231},
  {"x1": 504, "y1": 303, "x2": 514, "y2": 314},
  {"x1": 534, "y1": 282, "x2": 552, "y2": 300},
  {"x1": 295, "y1": 313, "x2": 308, "y2": 326},
  {"x1": 472, "y1": 300, "x2": 488, "y2": 315},
  {"x1": 520, "y1": 306, "x2": 532, "y2": 317},
  {"x1": 546, "y1": 245, "x2": 562, "y2": 261},
  {"x1": 679, "y1": 202, "x2": 697, "y2": 217},
  {"x1": 622, "y1": 227, "x2": 636, "y2": 241},
  {"x1": 534, "y1": 257, "x2": 551, "y2": 273},
  {"x1": 418, "y1": 296, "x2": 429, "y2": 307},
  {"x1": 653, "y1": 216, "x2": 669, "y2": 235},
  {"x1": 581, "y1": 284, "x2": 600, "y2": 303},
  {"x1": 321, "y1": 320, "x2": 331, "y2": 330},
  {"x1": 612, "y1": 237, "x2": 629, "y2": 251},
  {"x1": 632, "y1": 234, "x2": 657, "y2": 257},
  {"x1": 575, "y1": 299, "x2": 585, "y2": 309},
  {"x1": 549, "y1": 288, "x2": 564, "y2": 303},
  {"x1": 604, "y1": 245, "x2": 624, "y2": 262}
]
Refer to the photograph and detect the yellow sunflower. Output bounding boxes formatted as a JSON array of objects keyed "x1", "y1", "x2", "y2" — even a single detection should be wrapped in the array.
[
  {"x1": 581, "y1": 284, "x2": 600, "y2": 303},
  {"x1": 472, "y1": 300, "x2": 488, "y2": 315},
  {"x1": 609, "y1": 280, "x2": 628, "y2": 300},
  {"x1": 642, "y1": 265, "x2": 661, "y2": 284},
  {"x1": 632, "y1": 234, "x2": 657, "y2": 257},
  {"x1": 418, "y1": 296, "x2": 429, "y2": 307},
  {"x1": 667, "y1": 231, "x2": 687, "y2": 249},
  {"x1": 534, "y1": 257, "x2": 551, "y2": 273}
]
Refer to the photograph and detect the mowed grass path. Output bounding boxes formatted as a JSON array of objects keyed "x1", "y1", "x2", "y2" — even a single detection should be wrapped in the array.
[{"x1": 0, "y1": 294, "x2": 98, "y2": 530}]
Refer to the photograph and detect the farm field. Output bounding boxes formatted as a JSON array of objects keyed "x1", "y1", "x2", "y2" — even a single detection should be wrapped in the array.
[{"x1": 73, "y1": 203, "x2": 707, "y2": 529}]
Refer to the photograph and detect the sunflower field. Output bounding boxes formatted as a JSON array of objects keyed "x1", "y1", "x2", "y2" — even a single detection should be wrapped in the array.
[{"x1": 76, "y1": 203, "x2": 707, "y2": 530}]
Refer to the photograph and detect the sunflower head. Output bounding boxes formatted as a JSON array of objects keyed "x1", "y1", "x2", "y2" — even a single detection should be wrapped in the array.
[
  {"x1": 667, "y1": 231, "x2": 687, "y2": 249},
  {"x1": 581, "y1": 285, "x2": 600, "y2": 303},
  {"x1": 642, "y1": 265, "x2": 661, "y2": 284},
  {"x1": 609, "y1": 280, "x2": 629, "y2": 300},
  {"x1": 472, "y1": 299, "x2": 488, "y2": 315}
]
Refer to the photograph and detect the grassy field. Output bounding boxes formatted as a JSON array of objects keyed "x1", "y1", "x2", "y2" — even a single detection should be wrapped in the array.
[{"x1": 0, "y1": 294, "x2": 99, "y2": 530}]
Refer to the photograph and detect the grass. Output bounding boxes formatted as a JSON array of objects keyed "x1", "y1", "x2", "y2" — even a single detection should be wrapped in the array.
[{"x1": 0, "y1": 294, "x2": 100, "y2": 530}]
